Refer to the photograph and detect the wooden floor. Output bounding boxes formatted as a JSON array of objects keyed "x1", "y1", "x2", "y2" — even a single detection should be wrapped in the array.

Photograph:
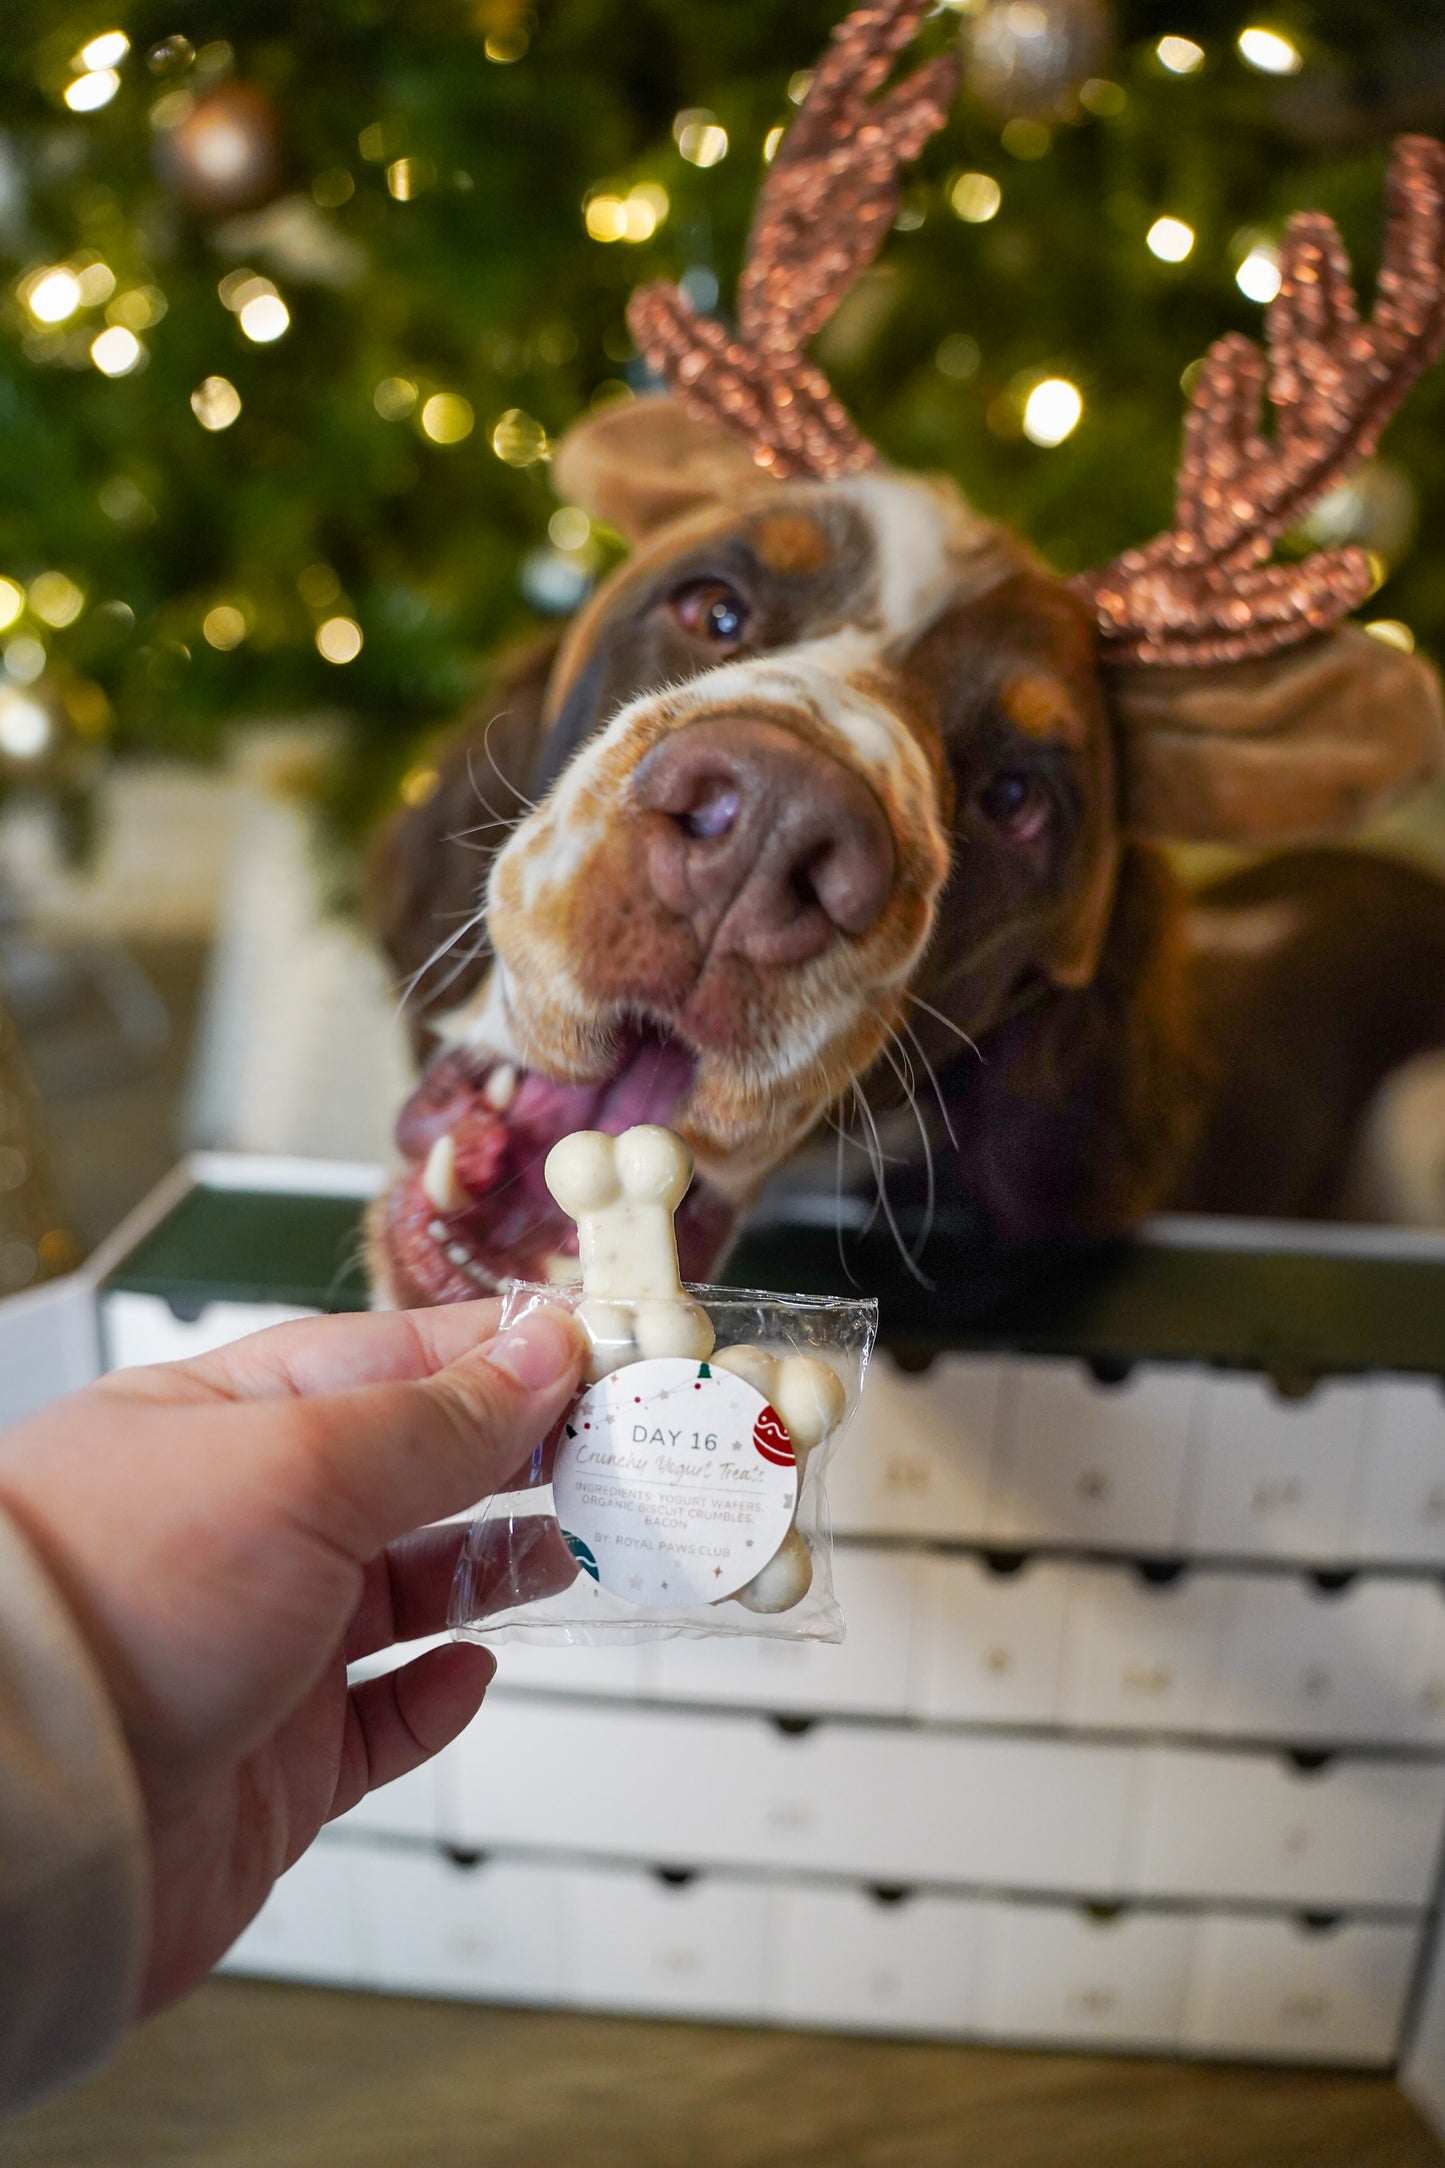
[{"x1": 5, "y1": 1981, "x2": 1443, "y2": 2168}]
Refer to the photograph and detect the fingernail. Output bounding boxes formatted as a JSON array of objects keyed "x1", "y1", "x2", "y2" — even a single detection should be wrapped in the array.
[{"x1": 487, "y1": 1307, "x2": 581, "y2": 1394}]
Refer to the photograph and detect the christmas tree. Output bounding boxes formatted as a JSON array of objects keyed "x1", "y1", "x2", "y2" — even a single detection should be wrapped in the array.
[{"x1": 1, "y1": 0, "x2": 1442, "y2": 852}]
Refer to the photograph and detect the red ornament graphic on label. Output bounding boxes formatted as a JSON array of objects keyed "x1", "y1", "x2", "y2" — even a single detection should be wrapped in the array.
[
  {"x1": 752, "y1": 1405, "x2": 796, "y2": 1467},
  {"x1": 552, "y1": 1357, "x2": 798, "y2": 1609}
]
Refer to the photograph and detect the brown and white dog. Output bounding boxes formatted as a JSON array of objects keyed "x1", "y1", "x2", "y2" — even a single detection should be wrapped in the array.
[{"x1": 367, "y1": 394, "x2": 1445, "y2": 1310}]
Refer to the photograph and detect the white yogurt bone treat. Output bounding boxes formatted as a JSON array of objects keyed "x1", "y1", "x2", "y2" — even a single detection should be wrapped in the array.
[{"x1": 448, "y1": 1121, "x2": 876, "y2": 1648}]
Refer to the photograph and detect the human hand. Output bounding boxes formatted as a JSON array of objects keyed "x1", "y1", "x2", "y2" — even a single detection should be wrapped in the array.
[{"x1": 0, "y1": 1298, "x2": 586, "y2": 2019}]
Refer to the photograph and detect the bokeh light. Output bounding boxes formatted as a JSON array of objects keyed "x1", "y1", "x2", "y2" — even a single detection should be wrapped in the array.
[
  {"x1": 420, "y1": 392, "x2": 475, "y2": 444},
  {"x1": 191, "y1": 375, "x2": 242, "y2": 430},
  {"x1": 1237, "y1": 26, "x2": 1302, "y2": 74},
  {"x1": 1156, "y1": 36, "x2": 1205, "y2": 74},
  {"x1": 951, "y1": 172, "x2": 1002, "y2": 223},
  {"x1": 1022, "y1": 378, "x2": 1083, "y2": 447},
  {"x1": 316, "y1": 616, "x2": 363, "y2": 663},
  {"x1": 64, "y1": 69, "x2": 121, "y2": 112},
  {"x1": 1147, "y1": 217, "x2": 1195, "y2": 263},
  {"x1": 91, "y1": 326, "x2": 142, "y2": 375}
]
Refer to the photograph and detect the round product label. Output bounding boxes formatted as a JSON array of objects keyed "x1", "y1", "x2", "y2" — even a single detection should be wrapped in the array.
[{"x1": 552, "y1": 1357, "x2": 797, "y2": 1609}]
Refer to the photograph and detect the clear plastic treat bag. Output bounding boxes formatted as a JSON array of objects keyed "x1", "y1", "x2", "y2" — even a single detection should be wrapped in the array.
[{"x1": 449, "y1": 1273, "x2": 877, "y2": 1647}]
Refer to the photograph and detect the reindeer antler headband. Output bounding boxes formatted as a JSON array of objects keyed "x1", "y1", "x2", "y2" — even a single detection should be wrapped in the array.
[{"x1": 629, "y1": 1, "x2": 1445, "y2": 670}]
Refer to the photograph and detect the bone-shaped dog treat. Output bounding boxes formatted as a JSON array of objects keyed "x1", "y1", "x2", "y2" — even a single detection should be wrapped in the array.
[
  {"x1": 544, "y1": 1125, "x2": 847, "y2": 1614},
  {"x1": 713, "y1": 1343, "x2": 846, "y2": 1612},
  {"x1": 543, "y1": 1125, "x2": 715, "y2": 1374}
]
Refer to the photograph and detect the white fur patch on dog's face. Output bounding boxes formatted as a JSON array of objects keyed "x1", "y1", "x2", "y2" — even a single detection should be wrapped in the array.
[{"x1": 442, "y1": 470, "x2": 1044, "y2": 1183}]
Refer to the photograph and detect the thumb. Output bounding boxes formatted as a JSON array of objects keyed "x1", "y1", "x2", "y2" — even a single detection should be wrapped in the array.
[{"x1": 272, "y1": 1304, "x2": 587, "y2": 1561}]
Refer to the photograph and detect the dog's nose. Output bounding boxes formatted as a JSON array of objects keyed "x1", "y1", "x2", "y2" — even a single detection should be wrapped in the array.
[{"x1": 634, "y1": 717, "x2": 895, "y2": 966}]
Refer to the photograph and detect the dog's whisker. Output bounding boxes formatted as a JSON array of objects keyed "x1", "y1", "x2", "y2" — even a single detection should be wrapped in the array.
[
  {"x1": 901, "y1": 1014, "x2": 962, "y2": 1155},
  {"x1": 905, "y1": 992, "x2": 984, "y2": 1061},
  {"x1": 880, "y1": 1033, "x2": 937, "y2": 1279},
  {"x1": 481, "y1": 711, "x2": 540, "y2": 814},
  {"x1": 397, "y1": 906, "x2": 490, "y2": 1019},
  {"x1": 853, "y1": 1078, "x2": 930, "y2": 1287}
]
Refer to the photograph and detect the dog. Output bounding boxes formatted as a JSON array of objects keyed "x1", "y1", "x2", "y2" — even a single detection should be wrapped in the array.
[{"x1": 365, "y1": 7, "x2": 1445, "y2": 1309}]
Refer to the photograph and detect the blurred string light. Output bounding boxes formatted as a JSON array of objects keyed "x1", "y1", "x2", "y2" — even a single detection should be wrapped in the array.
[
  {"x1": 374, "y1": 376, "x2": 417, "y2": 419},
  {"x1": 316, "y1": 616, "x2": 362, "y2": 663},
  {"x1": 1156, "y1": 35, "x2": 1204, "y2": 73},
  {"x1": 1237, "y1": 26, "x2": 1302, "y2": 74},
  {"x1": 1023, "y1": 377, "x2": 1083, "y2": 446},
  {"x1": 25, "y1": 268, "x2": 82, "y2": 325},
  {"x1": 1147, "y1": 216, "x2": 1195, "y2": 263},
  {"x1": 298, "y1": 564, "x2": 341, "y2": 607},
  {"x1": 420, "y1": 392, "x2": 474, "y2": 443},
  {"x1": 1079, "y1": 78, "x2": 1126, "y2": 115},
  {"x1": 787, "y1": 70, "x2": 814, "y2": 104},
  {"x1": 239, "y1": 292, "x2": 289, "y2": 342},
  {"x1": 29, "y1": 574, "x2": 83, "y2": 628},
  {"x1": 399, "y1": 764, "x2": 440, "y2": 806},
  {"x1": 76, "y1": 260, "x2": 116, "y2": 305},
  {"x1": 1236, "y1": 241, "x2": 1282, "y2": 302},
  {"x1": 1366, "y1": 619, "x2": 1416, "y2": 652},
  {"x1": 77, "y1": 31, "x2": 130, "y2": 70},
  {"x1": 108, "y1": 285, "x2": 166, "y2": 329},
  {"x1": 492, "y1": 408, "x2": 549, "y2": 465},
  {"x1": 584, "y1": 182, "x2": 669, "y2": 243},
  {"x1": 548, "y1": 506, "x2": 591, "y2": 551},
  {"x1": 218, "y1": 269, "x2": 289, "y2": 341},
  {"x1": 386, "y1": 157, "x2": 436, "y2": 200},
  {"x1": 312, "y1": 168, "x2": 354, "y2": 208},
  {"x1": 64, "y1": 69, "x2": 121, "y2": 112},
  {"x1": 763, "y1": 125, "x2": 785, "y2": 163},
  {"x1": 0, "y1": 582, "x2": 23, "y2": 632},
  {"x1": 0, "y1": 690, "x2": 51, "y2": 761},
  {"x1": 937, "y1": 332, "x2": 981, "y2": 380},
  {"x1": 951, "y1": 172, "x2": 1001, "y2": 223},
  {"x1": 1001, "y1": 117, "x2": 1050, "y2": 160},
  {"x1": 4, "y1": 637, "x2": 46, "y2": 685},
  {"x1": 91, "y1": 326, "x2": 142, "y2": 375},
  {"x1": 202, "y1": 604, "x2": 247, "y2": 649},
  {"x1": 191, "y1": 375, "x2": 242, "y2": 429},
  {"x1": 673, "y1": 109, "x2": 728, "y2": 167}
]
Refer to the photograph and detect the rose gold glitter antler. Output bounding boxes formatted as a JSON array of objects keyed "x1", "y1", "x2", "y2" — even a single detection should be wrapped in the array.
[
  {"x1": 628, "y1": 0, "x2": 960, "y2": 481},
  {"x1": 1084, "y1": 135, "x2": 1445, "y2": 668}
]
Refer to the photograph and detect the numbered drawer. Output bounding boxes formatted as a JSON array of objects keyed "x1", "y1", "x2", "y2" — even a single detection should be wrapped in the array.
[
  {"x1": 989, "y1": 1361, "x2": 1200, "y2": 1553},
  {"x1": 913, "y1": 1555, "x2": 1073, "y2": 1726},
  {"x1": 1205, "y1": 1577, "x2": 1421, "y2": 1746},
  {"x1": 1059, "y1": 1568, "x2": 1231, "y2": 1735},
  {"x1": 829, "y1": 1353, "x2": 1002, "y2": 1540},
  {"x1": 446, "y1": 1697, "x2": 753, "y2": 1863},
  {"x1": 1188, "y1": 1377, "x2": 1372, "y2": 1561},
  {"x1": 976, "y1": 1901, "x2": 1195, "y2": 2051},
  {"x1": 652, "y1": 1546, "x2": 917, "y2": 1717},
  {"x1": 219, "y1": 1839, "x2": 367, "y2": 1986},
  {"x1": 1352, "y1": 1378, "x2": 1445, "y2": 1566},
  {"x1": 1134, "y1": 1747, "x2": 1445, "y2": 1907},
  {"x1": 771, "y1": 1884, "x2": 981, "y2": 2036},
  {"x1": 354, "y1": 1845, "x2": 563, "y2": 2003},
  {"x1": 561, "y1": 1864, "x2": 770, "y2": 2020},
  {"x1": 1182, "y1": 1914, "x2": 1422, "y2": 2067},
  {"x1": 488, "y1": 1637, "x2": 655, "y2": 1702},
  {"x1": 102, "y1": 1291, "x2": 317, "y2": 1370}
]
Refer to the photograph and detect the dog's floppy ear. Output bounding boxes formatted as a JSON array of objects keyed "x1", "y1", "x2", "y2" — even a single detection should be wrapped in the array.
[
  {"x1": 552, "y1": 393, "x2": 777, "y2": 544},
  {"x1": 367, "y1": 635, "x2": 559, "y2": 1053},
  {"x1": 1111, "y1": 626, "x2": 1445, "y2": 844}
]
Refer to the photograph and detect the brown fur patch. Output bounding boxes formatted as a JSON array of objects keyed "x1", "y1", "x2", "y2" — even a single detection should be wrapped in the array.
[
  {"x1": 1001, "y1": 671, "x2": 1087, "y2": 749},
  {"x1": 750, "y1": 512, "x2": 833, "y2": 578}
]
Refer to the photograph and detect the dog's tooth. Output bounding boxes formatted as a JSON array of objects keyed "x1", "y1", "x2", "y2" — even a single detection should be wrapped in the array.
[
  {"x1": 427, "y1": 1219, "x2": 449, "y2": 1243},
  {"x1": 422, "y1": 1132, "x2": 466, "y2": 1213},
  {"x1": 484, "y1": 1062, "x2": 518, "y2": 1112},
  {"x1": 447, "y1": 1242, "x2": 474, "y2": 1269}
]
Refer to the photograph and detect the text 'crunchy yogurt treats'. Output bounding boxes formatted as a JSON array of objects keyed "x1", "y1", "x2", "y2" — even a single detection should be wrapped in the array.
[{"x1": 449, "y1": 1124, "x2": 875, "y2": 1646}]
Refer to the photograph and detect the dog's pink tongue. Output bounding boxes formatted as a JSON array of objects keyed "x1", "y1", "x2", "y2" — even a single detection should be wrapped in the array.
[{"x1": 392, "y1": 1030, "x2": 736, "y2": 1296}]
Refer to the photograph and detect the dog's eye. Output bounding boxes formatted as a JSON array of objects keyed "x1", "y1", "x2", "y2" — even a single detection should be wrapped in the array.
[
  {"x1": 977, "y1": 768, "x2": 1054, "y2": 846},
  {"x1": 670, "y1": 580, "x2": 751, "y2": 646}
]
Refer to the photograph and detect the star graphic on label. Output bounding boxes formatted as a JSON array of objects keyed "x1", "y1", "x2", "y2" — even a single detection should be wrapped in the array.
[{"x1": 713, "y1": 1565, "x2": 723, "y2": 1578}]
